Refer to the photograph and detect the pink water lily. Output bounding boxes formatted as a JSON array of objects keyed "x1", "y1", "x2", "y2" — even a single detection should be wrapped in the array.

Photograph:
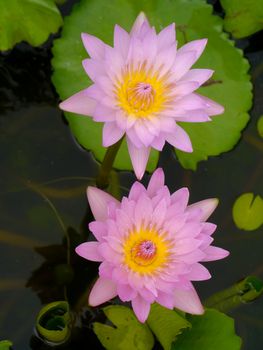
[
  {"x1": 76, "y1": 168, "x2": 229, "y2": 323},
  {"x1": 60, "y1": 12, "x2": 224, "y2": 179}
]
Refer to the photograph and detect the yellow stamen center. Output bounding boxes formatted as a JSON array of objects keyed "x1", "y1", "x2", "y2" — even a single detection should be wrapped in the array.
[
  {"x1": 123, "y1": 229, "x2": 169, "y2": 274},
  {"x1": 115, "y1": 67, "x2": 167, "y2": 118}
]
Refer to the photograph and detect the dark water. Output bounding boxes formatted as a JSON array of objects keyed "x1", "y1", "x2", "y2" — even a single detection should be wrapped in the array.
[{"x1": 0, "y1": 1, "x2": 263, "y2": 349}]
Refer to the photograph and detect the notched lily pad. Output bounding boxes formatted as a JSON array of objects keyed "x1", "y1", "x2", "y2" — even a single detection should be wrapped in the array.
[
  {"x1": 172, "y1": 308, "x2": 242, "y2": 350},
  {"x1": 147, "y1": 304, "x2": 190, "y2": 350},
  {"x1": 220, "y1": 0, "x2": 263, "y2": 38},
  {"x1": 52, "y1": 0, "x2": 252, "y2": 171},
  {"x1": 0, "y1": 0, "x2": 63, "y2": 51},
  {"x1": 232, "y1": 193, "x2": 263, "y2": 231},
  {"x1": 93, "y1": 305, "x2": 154, "y2": 350},
  {"x1": 257, "y1": 116, "x2": 263, "y2": 138},
  {"x1": 0, "y1": 341, "x2": 13, "y2": 350}
]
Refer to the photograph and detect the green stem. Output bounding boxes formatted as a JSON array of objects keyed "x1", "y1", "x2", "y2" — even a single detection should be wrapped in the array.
[
  {"x1": 96, "y1": 137, "x2": 124, "y2": 189},
  {"x1": 204, "y1": 276, "x2": 263, "y2": 313}
]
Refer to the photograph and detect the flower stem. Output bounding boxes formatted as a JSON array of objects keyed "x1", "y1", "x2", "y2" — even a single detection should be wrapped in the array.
[
  {"x1": 204, "y1": 276, "x2": 263, "y2": 313},
  {"x1": 96, "y1": 137, "x2": 124, "y2": 189}
]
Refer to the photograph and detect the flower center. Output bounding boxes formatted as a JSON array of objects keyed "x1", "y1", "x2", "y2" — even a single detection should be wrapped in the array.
[
  {"x1": 123, "y1": 229, "x2": 170, "y2": 274},
  {"x1": 127, "y1": 82, "x2": 156, "y2": 112},
  {"x1": 131, "y1": 239, "x2": 157, "y2": 266},
  {"x1": 116, "y1": 68, "x2": 167, "y2": 118}
]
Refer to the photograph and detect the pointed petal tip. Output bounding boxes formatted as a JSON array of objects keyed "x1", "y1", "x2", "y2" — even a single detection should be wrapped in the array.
[{"x1": 88, "y1": 277, "x2": 117, "y2": 307}]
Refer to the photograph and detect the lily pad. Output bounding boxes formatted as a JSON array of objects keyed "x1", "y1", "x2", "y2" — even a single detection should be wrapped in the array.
[
  {"x1": 232, "y1": 193, "x2": 263, "y2": 231},
  {"x1": 93, "y1": 305, "x2": 154, "y2": 350},
  {"x1": 147, "y1": 304, "x2": 190, "y2": 350},
  {"x1": 0, "y1": 341, "x2": 12, "y2": 350},
  {"x1": 0, "y1": 0, "x2": 63, "y2": 51},
  {"x1": 172, "y1": 308, "x2": 242, "y2": 350},
  {"x1": 220, "y1": 0, "x2": 263, "y2": 38},
  {"x1": 52, "y1": 0, "x2": 252, "y2": 171},
  {"x1": 257, "y1": 115, "x2": 263, "y2": 138}
]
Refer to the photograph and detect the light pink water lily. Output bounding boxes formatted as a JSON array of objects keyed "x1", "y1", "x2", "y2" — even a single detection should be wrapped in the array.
[
  {"x1": 60, "y1": 12, "x2": 224, "y2": 179},
  {"x1": 76, "y1": 168, "x2": 229, "y2": 322}
]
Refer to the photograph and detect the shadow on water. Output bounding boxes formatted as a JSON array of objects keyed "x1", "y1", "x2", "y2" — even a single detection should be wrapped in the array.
[{"x1": 0, "y1": 0, "x2": 263, "y2": 349}]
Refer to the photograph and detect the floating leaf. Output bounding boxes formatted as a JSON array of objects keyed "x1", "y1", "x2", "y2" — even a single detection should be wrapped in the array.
[
  {"x1": 172, "y1": 309, "x2": 242, "y2": 350},
  {"x1": 52, "y1": 0, "x2": 252, "y2": 171},
  {"x1": 147, "y1": 304, "x2": 190, "y2": 350},
  {"x1": 93, "y1": 305, "x2": 154, "y2": 350},
  {"x1": 36, "y1": 301, "x2": 71, "y2": 345},
  {"x1": 257, "y1": 115, "x2": 263, "y2": 138},
  {"x1": 0, "y1": 340, "x2": 12, "y2": 350},
  {"x1": 220, "y1": 0, "x2": 263, "y2": 38},
  {"x1": 232, "y1": 193, "x2": 263, "y2": 231},
  {"x1": 0, "y1": 0, "x2": 63, "y2": 51}
]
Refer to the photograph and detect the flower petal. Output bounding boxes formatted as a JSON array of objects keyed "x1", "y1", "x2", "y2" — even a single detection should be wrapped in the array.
[
  {"x1": 187, "y1": 263, "x2": 211, "y2": 281},
  {"x1": 130, "y1": 12, "x2": 150, "y2": 37},
  {"x1": 87, "y1": 186, "x2": 120, "y2": 221},
  {"x1": 102, "y1": 122, "x2": 125, "y2": 147},
  {"x1": 81, "y1": 33, "x2": 106, "y2": 59},
  {"x1": 82, "y1": 59, "x2": 105, "y2": 81},
  {"x1": 147, "y1": 168, "x2": 165, "y2": 197},
  {"x1": 127, "y1": 139, "x2": 150, "y2": 180},
  {"x1": 75, "y1": 242, "x2": 102, "y2": 261},
  {"x1": 131, "y1": 295, "x2": 151, "y2": 323},
  {"x1": 187, "y1": 198, "x2": 219, "y2": 221},
  {"x1": 178, "y1": 39, "x2": 208, "y2": 62},
  {"x1": 89, "y1": 277, "x2": 117, "y2": 306},
  {"x1": 117, "y1": 283, "x2": 137, "y2": 302},
  {"x1": 173, "y1": 286, "x2": 204, "y2": 314},
  {"x1": 59, "y1": 89, "x2": 96, "y2": 116},
  {"x1": 180, "y1": 68, "x2": 214, "y2": 86},
  {"x1": 157, "y1": 23, "x2": 176, "y2": 51},
  {"x1": 165, "y1": 124, "x2": 193, "y2": 152},
  {"x1": 202, "y1": 246, "x2": 230, "y2": 262},
  {"x1": 114, "y1": 24, "x2": 130, "y2": 58}
]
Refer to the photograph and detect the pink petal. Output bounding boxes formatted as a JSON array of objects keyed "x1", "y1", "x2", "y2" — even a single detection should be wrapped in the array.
[
  {"x1": 157, "y1": 23, "x2": 176, "y2": 51},
  {"x1": 173, "y1": 287, "x2": 204, "y2": 314},
  {"x1": 114, "y1": 24, "x2": 130, "y2": 58},
  {"x1": 59, "y1": 89, "x2": 96, "y2": 116},
  {"x1": 174, "y1": 238, "x2": 201, "y2": 255},
  {"x1": 131, "y1": 295, "x2": 151, "y2": 323},
  {"x1": 156, "y1": 291, "x2": 175, "y2": 309},
  {"x1": 129, "y1": 182, "x2": 147, "y2": 201},
  {"x1": 172, "y1": 51, "x2": 197, "y2": 81},
  {"x1": 151, "y1": 136, "x2": 165, "y2": 150},
  {"x1": 134, "y1": 193, "x2": 153, "y2": 228},
  {"x1": 165, "y1": 124, "x2": 193, "y2": 152},
  {"x1": 87, "y1": 186, "x2": 119, "y2": 221},
  {"x1": 81, "y1": 33, "x2": 106, "y2": 59},
  {"x1": 180, "y1": 68, "x2": 214, "y2": 86},
  {"x1": 117, "y1": 283, "x2": 137, "y2": 301},
  {"x1": 171, "y1": 109, "x2": 211, "y2": 123},
  {"x1": 89, "y1": 277, "x2": 117, "y2": 306},
  {"x1": 187, "y1": 198, "x2": 219, "y2": 221},
  {"x1": 130, "y1": 12, "x2": 150, "y2": 37},
  {"x1": 178, "y1": 38, "x2": 207, "y2": 62},
  {"x1": 75, "y1": 242, "x2": 102, "y2": 261},
  {"x1": 179, "y1": 249, "x2": 206, "y2": 264},
  {"x1": 196, "y1": 94, "x2": 225, "y2": 116},
  {"x1": 187, "y1": 263, "x2": 211, "y2": 281},
  {"x1": 102, "y1": 122, "x2": 125, "y2": 147},
  {"x1": 89, "y1": 221, "x2": 107, "y2": 241},
  {"x1": 147, "y1": 168, "x2": 165, "y2": 197},
  {"x1": 171, "y1": 187, "x2": 189, "y2": 208},
  {"x1": 202, "y1": 246, "x2": 230, "y2": 262},
  {"x1": 174, "y1": 81, "x2": 199, "y2": 97},
  {"x1": 127, "y1": 139, "x2": 150, "y2": 180},
  {"x1": 200, "y1": 223, "x2": 217, "y2": 236},
  {"x1": 82, "y1": 59, "x2": 105, "y2": 81},
  {"x1": 93, "y1": 103, "x2": 116, "y2": 122}
]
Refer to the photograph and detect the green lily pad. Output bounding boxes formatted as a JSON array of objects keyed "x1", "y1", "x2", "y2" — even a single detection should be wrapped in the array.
[
  {"x1": 93, "y1": 305, "x2": 154, "y2": 350},
  {"x1": 172, "y1": 309, "x2": 242, "y2": 350},
  {"x1": 52, "y1": 0, "x2": 252, "y2": 171},
  {"x1": 0, "y1": 340, "x2": 12, "y2": 350},
  {"x1": 232, "y1": 193, "x2": 263, "y2": 231},
  {"x1": 0, "y1": 0, "x2": 63, "y2": 51},
  {"x1": 220, "y1": 0, "x2": 263, "y2": 38},
  {"x1": 147, "y1": 304, "x2": 190, "y2": 350},
  {"x1": 36, "y1": 301, "x2": 71, "y2": 345},
  {"x1": 257, "y1": 115, "x2": 263, "y2": 138}
]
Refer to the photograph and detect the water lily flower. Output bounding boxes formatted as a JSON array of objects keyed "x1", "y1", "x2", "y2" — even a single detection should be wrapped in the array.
[
  {"x1": 76, "y1": 168, "x2": 229, "y2": 323},
  {"x1": 59, "y1": 13, "x2": 224, "y2": 180}
]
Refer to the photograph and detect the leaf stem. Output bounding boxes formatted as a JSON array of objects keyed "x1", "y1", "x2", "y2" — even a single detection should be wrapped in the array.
[
  {"x1": 96, "y1": 137, "x2": 124, "y2": 189},
  {"x1": 204, "y1": 276, "x2": 263, "y2": 313}
]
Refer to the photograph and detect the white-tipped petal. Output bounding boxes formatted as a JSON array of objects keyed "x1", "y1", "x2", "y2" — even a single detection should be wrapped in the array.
[
  {"x1": 188, "y1": 198, "x2": 219, "y2": 221},
  {"x1": 127, "y1": 139, "x2": 150, "y2": 180}
]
